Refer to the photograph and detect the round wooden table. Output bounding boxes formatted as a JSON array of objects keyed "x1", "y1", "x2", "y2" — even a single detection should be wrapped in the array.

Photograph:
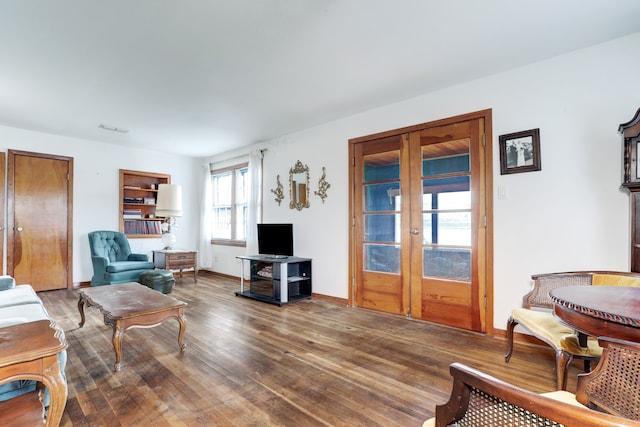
[{"x1": 550, "y1": 286, "x2": 640, "y2": 343}]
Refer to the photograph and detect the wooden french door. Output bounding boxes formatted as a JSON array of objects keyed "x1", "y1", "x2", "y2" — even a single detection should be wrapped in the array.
[
  {"x1": 7, "y1": 150, "x2": 73, "y2": 291},
  {"x1": 350, "y1": 111, "x2": 492, "y2": 332}
]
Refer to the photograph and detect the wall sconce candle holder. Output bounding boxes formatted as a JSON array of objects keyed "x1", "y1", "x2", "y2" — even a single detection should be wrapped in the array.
[
  {"x1": 271, "y1": 174, "x2": 284, "y2": 205},
  {"x1": 314, "y1": 166, "x2": 330, "y2": 203}
]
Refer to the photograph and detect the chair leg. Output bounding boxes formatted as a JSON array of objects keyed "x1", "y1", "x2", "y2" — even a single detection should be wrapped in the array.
[
  {"x1": 504, "y1": 316, "x2": 518, "y2": 362},
  {"x1": 556, "y1": 350, "x2": 573, "y2": 391}
]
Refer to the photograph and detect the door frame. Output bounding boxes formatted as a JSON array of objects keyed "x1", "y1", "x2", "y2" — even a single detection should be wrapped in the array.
[
  {"x1": 0, "y1": 152, "x2": 4, "y2": 275},
  {"x1": 7, "y1": 149, "x2": 74, "y2": 290},
  {"x1": 348, "y1": 109, "x2": 494, "y2": 334}
]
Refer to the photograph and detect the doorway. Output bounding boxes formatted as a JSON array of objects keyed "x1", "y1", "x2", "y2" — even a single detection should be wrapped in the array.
[
  {"x1": 7, "y1": 150, "x2": 73, "y2": 291},
  {"x1": 349, "y1": 110, "x2": 493, "y2": 333}
]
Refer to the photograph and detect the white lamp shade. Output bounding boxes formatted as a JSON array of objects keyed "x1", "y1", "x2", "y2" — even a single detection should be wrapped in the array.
[{"x1": 156, "y1": 184, "x2": 183, "y2": 217}]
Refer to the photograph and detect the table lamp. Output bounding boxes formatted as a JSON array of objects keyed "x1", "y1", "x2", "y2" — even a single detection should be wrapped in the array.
[{"x1": 156, "y1": 184, "x2": 183, "y2": 250}]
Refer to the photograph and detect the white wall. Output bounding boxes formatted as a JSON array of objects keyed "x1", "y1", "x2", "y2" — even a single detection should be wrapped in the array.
[
  {"x1": 0, "y1": 125, "x2": 201, "y2": 284},
  {"x1": 210, "y1": 32, "x2": 640, "y2": 331}
]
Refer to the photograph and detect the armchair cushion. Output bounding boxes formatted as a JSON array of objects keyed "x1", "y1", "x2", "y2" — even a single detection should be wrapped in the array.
[
  {"x1": 0, "y1": 276, "x2": 15, "y2": 291},
  {"x1": 128, "y1": 253, "x2": 149, "y2": 262},
  {"x1": 106, "y1": 261, "x2": 155, "y2": 273}
]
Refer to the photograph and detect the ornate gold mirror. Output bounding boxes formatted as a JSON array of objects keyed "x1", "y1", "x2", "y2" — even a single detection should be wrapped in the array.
[{"x1": 289, "y1": 160, "x2": 310, "y2": 210}]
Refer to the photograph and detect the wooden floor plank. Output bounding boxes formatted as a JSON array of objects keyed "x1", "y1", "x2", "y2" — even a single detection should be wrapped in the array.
[{"x1": 31, "y1": 274, "x2": 581, "y2": 426}]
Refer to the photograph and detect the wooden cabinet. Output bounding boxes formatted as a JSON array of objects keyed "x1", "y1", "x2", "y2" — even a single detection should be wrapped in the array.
[
  {"x1": 119, "y1": 169, "x2": 170, "y2": 238},
  {"x1": 153, "y1": 250, "x2": 198, "y2": 282},
  {"x1": 236, "y1": 256, "x2": 312, "y2": 306},
  {"x1": 621, "y1": 108, "x2": 640, "y2": 272}
]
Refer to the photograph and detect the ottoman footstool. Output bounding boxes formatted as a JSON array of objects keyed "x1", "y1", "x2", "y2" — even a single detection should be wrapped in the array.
[{"x1": 139, "y1": 270, "x2": 175, "y2": 294}]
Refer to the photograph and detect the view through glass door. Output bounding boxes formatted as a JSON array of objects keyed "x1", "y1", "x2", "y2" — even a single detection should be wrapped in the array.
[{"x1": 350, "y1": 111, "x2": 492, "y2": 332}]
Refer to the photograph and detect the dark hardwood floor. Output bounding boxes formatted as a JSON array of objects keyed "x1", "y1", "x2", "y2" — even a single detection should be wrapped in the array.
[{"x1": 37, "y1": 274, "x2": 581, "y2": 426}]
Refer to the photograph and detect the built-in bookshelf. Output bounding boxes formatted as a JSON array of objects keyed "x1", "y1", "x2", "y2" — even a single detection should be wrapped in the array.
[{"x1": 119, "y1": 169, "x2": 170, "y2": 238}]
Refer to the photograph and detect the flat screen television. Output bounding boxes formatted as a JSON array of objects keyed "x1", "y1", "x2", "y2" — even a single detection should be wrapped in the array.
[{"x1": 257, "y1": 223, "x2": 293, "y2": 258}]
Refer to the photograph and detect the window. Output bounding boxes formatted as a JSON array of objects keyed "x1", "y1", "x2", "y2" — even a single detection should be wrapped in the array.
[{"x1": 211, "y1": 162, "x2": 248, "y2": 245}]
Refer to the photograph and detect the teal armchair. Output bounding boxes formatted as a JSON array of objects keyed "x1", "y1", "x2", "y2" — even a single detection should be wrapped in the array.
[{"x1": 88, "y1": 231, "x2": 155, "y2": 286}]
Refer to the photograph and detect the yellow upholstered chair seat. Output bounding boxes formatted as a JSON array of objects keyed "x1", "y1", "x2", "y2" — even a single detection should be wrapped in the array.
[
  {"x1": 560, "y1": 334, "x2": 602, "y2": 356},
  {"x1": 542, "y1": 390, "x2": 584, "y2": 406},
  {"x1": 510, "y1": 308, "x2": 570, "y2": 346},
  {"x1": 510, "y1": 308, "x2": 602, "y2": 357},
  {"x1": 592, "y1": 274, "x2": 640, "y2": 287}
]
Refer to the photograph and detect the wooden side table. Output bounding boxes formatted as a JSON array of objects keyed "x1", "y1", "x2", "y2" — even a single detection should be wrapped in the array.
[
  {"x1": 153, "y1": 249, "x2": 198, "y2": 282},
  {"x1": 0, "y1": 320, "x2": 68, "y2": 426}
]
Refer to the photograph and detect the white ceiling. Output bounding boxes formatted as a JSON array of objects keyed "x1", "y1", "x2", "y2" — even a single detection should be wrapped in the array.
[{"x1": 1, "y1": 1, "x2": 639, "y2": 158}]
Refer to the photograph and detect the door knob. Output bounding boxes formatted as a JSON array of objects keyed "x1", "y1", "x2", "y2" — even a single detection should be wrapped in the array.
[
  {"x1": 16, "y1": 226, "x2": 23, "y2": 232},
  {"x1": 410, "y1": 228, "x2": 420, "y2": 235}
]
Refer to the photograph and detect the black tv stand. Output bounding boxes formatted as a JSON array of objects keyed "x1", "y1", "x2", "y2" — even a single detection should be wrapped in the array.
[{"x1": 235, "y1": 255, "x2": 312, "y2": 306}]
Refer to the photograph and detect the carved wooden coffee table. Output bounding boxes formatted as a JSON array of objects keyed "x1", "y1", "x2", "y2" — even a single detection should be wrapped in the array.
[{"x1": 78, "y1": 282, "x2": 187, "y2": 371}]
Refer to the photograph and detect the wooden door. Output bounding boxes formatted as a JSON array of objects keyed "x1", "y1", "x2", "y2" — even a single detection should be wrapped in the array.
[
  {"x1": 8, "y1": 150, "x2": 73, "y2": 291},
  {"x1": 352, "y1": 135, "x2": 410, "y2": 315},
  {"x1": 408, "y1": 119, "x2": 486, "y2": 331},
  {"x1": 350, "y1": 111, "x2": 492, "y2": 332}
]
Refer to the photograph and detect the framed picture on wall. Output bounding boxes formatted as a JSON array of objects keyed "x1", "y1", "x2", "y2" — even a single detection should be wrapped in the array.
[{"x1": 499, "y1": 128, "x2": 541, "y2": 175}]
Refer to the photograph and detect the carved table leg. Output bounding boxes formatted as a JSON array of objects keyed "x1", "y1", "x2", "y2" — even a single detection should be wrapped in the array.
[
  {"x1": 42, "y1": 354, "x2": 68, "y2": 427},
  {"x1": 177, "y1": 309, "x2": 187, "y2": 352},
  {"x1": 112, "y1": 321, "x2": 125, "y2": 372},
  {"x1": 77, "y1": 295, "x2": 86, "y2": 328}
]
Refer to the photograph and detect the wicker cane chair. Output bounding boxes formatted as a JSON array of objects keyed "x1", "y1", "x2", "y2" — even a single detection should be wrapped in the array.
[
  {"x1": 505, "y1": 271, "x2": 640, "y2": 390},
  {"x1": 574, "y1": 337, "x2": 640, "y2": 420},
  {"x1": 424, "y1": 362, "x2": 639, "y2": 427}
]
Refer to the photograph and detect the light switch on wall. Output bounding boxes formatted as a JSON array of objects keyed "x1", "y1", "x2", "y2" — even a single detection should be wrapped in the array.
[{"x1": 498, "y1": 186, "x2": 508, "y2": 200}]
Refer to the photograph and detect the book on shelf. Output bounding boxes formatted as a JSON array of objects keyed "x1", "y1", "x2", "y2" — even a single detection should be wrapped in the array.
[
  {"x1": 124, "y1": 220, "x2": 161, "y2": 235},
  {"x1": 123, "y1": 208, "x2": 143, "y2": 219},
  {"x1": 124, "y1": 197, "x2": 144, "y2": 204}
]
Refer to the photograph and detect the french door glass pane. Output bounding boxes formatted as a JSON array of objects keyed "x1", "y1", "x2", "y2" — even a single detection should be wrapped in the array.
[
  {"x1": 423, "y1": 247, "x2": 471, "y2": 282},
  {"x1": 365, "y1": 214, "x2": 400, "y2": 243},
  {"x1": 364, "y1": 151, "x2": 400, "y2": 182},
  {"x1": 364, "y1": 244, "x2": 400, "y2": 274},
  {"x1": 364, "y1": 182, "x2": 401, "y2": 212},
  {"x1": 422, "y1": 141, "x2": 470, "y2": 175},
  {"x1": 438, "y1": 190, "x2": 471, "y2": 210},
  {"x1": 423, "y1": 212, "x2": 471, "y2": 246}
]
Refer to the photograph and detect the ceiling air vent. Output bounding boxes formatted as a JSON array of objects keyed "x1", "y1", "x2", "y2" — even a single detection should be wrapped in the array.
[{"x1": 98, "y1": 124, "x2": 129, "y2": 133}]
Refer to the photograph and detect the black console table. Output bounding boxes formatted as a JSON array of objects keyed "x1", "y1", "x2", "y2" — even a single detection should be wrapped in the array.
[{"x1": 236, "y1": 255, "x2": 312, "y2": 306}]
